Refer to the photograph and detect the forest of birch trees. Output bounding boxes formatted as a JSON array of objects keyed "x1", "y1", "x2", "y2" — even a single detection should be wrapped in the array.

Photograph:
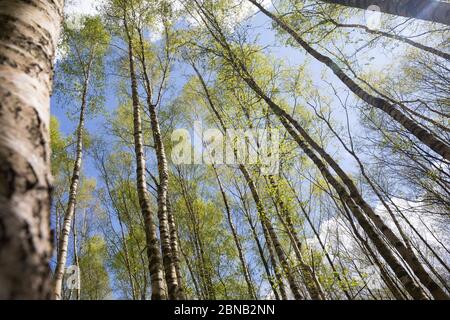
[{"x1": 0, "y1": 0, "x2": 449, "y2": 300}]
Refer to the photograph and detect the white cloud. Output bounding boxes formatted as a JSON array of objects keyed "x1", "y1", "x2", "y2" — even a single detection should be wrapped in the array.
[{"x1": 65, "y1": 0, "x2": 102, "y2": 17}]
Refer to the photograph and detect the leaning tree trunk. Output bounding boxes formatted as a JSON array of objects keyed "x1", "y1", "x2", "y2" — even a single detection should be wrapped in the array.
[
  {"x1": 248, "y1": 0, "x2": 450, "y2": 162},
  {"x1": 317, "y1": 0, "x2": 450, "y2": 26},
  {"x1": 53, "y1": 67, "x2": 90, "y2": 300},
  {"x1": 123, "y1": 16, "x2": 166, "y2": 300},
  {"x1": 0, "y1": 0, "x2": 63, "y2": 299}
]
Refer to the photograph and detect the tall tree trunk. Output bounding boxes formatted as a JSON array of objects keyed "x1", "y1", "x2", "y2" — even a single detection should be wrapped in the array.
[
  {"x1": 53, "y1": 68, "x2": 90, "y2": 299},
  {"x1": 123, "y1": 15, "x2": 166, "y2": 300},
  {"x1": 248, "y1": 0, "x2": 450, "y2": 162},
  {"x1": 261, "y1": 220, "x2": 289, "y2": 300},
  {"x1": 213, "y1": 165, "x2": 257, "y2": 299},
  {"x1": 72, "y1": 211, "x2": 80, "y2": 300},
  {"x1": 317, "y1": 0, "x2": 450, "y2": 26},
  {"x1": 0, "y1": 0, "x2": 63, "y2": 299},
  {"x1": 137, "y1": 27, "x2": 181, "y2": 300}
]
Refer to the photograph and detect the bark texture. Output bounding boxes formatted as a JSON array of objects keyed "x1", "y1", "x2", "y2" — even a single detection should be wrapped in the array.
[
  {"x1": 0, "y1": 0, "x2": 63, "y2": 299},
  {"x1": 140, "y1": 50, "x2": 181, "y2": 300},
  {"x1": 124, "y1": 16, "x2": 166, "y2": 300}
]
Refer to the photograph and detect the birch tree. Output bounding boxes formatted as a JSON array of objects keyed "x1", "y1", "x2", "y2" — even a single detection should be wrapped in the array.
[
  {"x1": 53, "y1": 16, "x2": 110, "y2": 300},
  {"x1": 0, "y1": 0, "x2": 63, "y2": 299}
]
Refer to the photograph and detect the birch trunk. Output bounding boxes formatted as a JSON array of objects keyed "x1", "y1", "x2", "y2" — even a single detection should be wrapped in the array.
[
  {"x1": 0, "y1": 0, "x2": 63, "y2": 299},
  {"x1": 123, "y1": 16, "x2": 166, "y2": 300},
  {"x1": 137, "y1": 27, "x2": 181, "y2": 300},
  {"x1": 167, "y1": 197, "x2": 185, "y2": 298},
  {"x1": 53, "y1": 67, "x2": 90, "y2": 300}
]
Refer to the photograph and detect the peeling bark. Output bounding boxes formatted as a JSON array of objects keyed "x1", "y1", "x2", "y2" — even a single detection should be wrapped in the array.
[{"x1": 0, "y1": 0, "x2": 63, "y2": 299}]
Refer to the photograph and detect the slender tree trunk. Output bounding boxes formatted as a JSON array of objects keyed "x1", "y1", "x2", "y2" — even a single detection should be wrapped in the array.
[
  {"x1": 123, "y1": 15, "x2": 166, "y2": 300},
  {"x1": 146, "y1": 77, "x2": 179, "y2": 300},
  {"x1": 213, "y1": 165, "x2": 257, "y2": 299},
  {"x1": 167, "y1": 197, "x2": 185, "y2": 298},
  {"x1": 240, "y1": 193, "x2": 282, "y2": 300},
  {"x1": 53, "y1": 69, "x2": 90, "y2": 299},
  {"x1": 137, "y1": 27, "x2": 181, "y2": 300},
  {"x1": 72, "y1": 211, "x2": 80, "y2": 300},
  {"x1": 248, "y1": 0, "x2": 450, "y2": 162},
  {"x1": 262, "y1": 221, "x2": 289, "y2": 300},
  {"x1": 317, "y1": 0, "x2": 450, "y2": 26},
  {"x1": 0, "y1": 0, "x2": 63, "y2": 299}
]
